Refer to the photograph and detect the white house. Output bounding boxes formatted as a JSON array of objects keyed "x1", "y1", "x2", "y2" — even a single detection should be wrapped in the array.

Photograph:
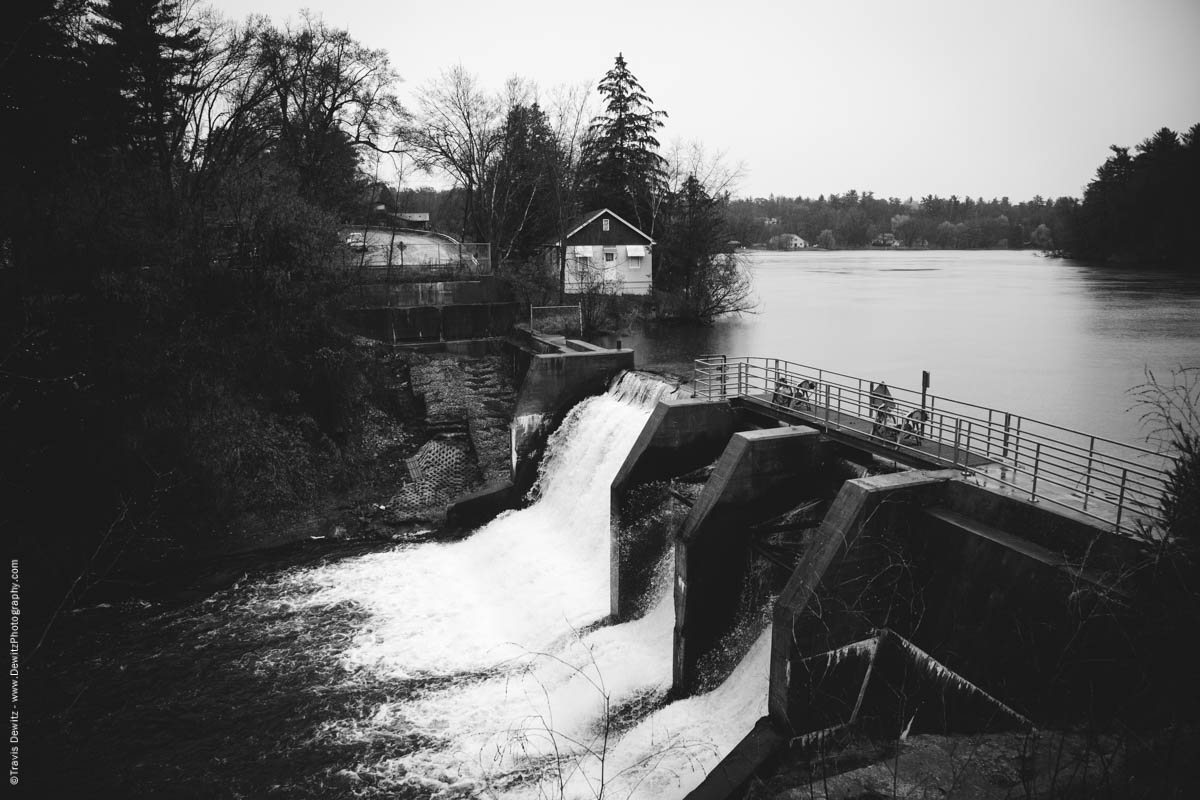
[
  {"x1": 769, "y1": 233, "x2": 808, "y2": 250},
  {"x1": 550, "y1": 208, "x2": 655, "y2": 295}
]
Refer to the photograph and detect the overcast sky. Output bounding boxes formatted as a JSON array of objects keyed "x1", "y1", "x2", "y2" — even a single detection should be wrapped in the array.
[{"x1": 210, "y1": 0, "x2": 1199, "y2": 201}]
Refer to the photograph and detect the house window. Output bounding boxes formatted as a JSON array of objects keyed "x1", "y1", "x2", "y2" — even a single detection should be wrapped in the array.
[
  {"x1": 628, "y1": 256, "x2": 643, "y2": 270},
  {"x1": 605, "y1": 251, "x2": 615, "y2": 262},
  {"x1": 602, "y1": 218, "x2": 610, "y2": 232}
]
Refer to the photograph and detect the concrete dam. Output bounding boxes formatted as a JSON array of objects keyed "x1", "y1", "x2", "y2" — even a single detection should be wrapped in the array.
[
  {"x1": 318, "y1": 276, "x2": 1179, "y2": 798},
  {"x1": 487, "y1": 343, "x2": 1172, "y2": 798}
]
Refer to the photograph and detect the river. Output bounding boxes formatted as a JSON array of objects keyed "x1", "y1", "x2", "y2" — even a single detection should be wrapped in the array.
[
  {"x1": 38, "y1": 374, "x2": 771, "y2": 800},
  {"x1": 34, "y1": 253, "x2": 1197, "y2": 798},
  {"x1": 598, "y1": 250, "x2": 1200, "y2": 447}
]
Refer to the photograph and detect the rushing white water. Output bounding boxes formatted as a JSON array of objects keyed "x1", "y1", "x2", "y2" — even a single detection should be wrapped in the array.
[
  {"x1": 289, "y1": 372, "x2": 671, "y2": 677},
  {"x1": 282, "y1": 371, "x2": 770, "y2": 797},
  {"x1": 547, "y1": 628, "x2": 772, "y2": 800}
]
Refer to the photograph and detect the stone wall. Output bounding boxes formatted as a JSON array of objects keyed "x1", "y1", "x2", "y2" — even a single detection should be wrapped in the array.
[{"x1": 339, "y1": 302, "x2": 519, "y2": 342}]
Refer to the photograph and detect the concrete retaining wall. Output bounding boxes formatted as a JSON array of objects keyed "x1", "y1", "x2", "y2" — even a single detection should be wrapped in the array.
[
  {"x1": 340, "y1": 302, "x2": 518, "y2": 342},
  {"x1": 908, "y1": 504, "x2": 1139, "y2": 723},
  {"x1": 343, "y1": 276, "x2": 510, "y2": 308},
  {"x1": 940, "y1": 479, "x2": 1146, "y2": 570}
]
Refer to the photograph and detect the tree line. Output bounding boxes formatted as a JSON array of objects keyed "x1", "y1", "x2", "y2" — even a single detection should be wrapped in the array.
[
  {"x1": 1070, "y1": 125, "x2": 1200, "y2": 266},
  {"x1": 727, "y1": 123, "x2": 1199, "y2": 268},
  {"x1": 727, "y1": 191, "x2": 1074, "y2": 252}
]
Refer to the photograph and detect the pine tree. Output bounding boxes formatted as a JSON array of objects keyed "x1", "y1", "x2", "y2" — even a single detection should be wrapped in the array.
[
  {"x1": 578, "y1": 53, "x2": 667, "y2": 229},
  {"x1": 90, "y1": 0, "x2": 203, "y2": 183},
  {"x1": 0, "y1": 0, "x2": 93, "y2": 271},
  {"x1": 484, "y1": 102, "x2": 562, "y2": 262}
]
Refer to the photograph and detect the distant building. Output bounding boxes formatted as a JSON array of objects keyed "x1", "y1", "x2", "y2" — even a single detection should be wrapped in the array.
[
  {"x1": 549, "y1": 208, "x2": 654, "y2": 295},
  {"x1": 396, "y1": 212, "x2": 430, "y2": 230},
  {"x1": 768, "y1": 233, "x2": 808, "y2": 250}
]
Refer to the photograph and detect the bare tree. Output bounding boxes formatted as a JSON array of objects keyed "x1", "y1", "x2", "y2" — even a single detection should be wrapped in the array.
[
  {"x1": 403, "y1": 64, "x2": 503, "y2": 240},
  {"x1": 254, "y1": 11, "x2": 405, "y2": 207},
  {"x1": 653, "y1": 141, "x2": 755, "y2": 322},
  {"x1": 661, "y1": 139, "x2": 746, "y2": 200},
  {"x1": 405, "y1": 71, "x2": 596, "y2": 278},
  {"x1": 176, "y1": 12, "x2": 276, "y2": 198},
  {"x1": 545, "y1": 81, "x2": 595, "y2": 299}
]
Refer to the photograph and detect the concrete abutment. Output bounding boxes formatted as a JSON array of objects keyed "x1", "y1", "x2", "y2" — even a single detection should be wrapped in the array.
[
  {"x1": 672, "y1": 425, "x2": 826, "y2": 695},
  {"x1": 510, "y1": 345, "x2": 635, "y2": 493},
  {"x1": 609, "y1": 396, "x2": 739, "y2": 620}
]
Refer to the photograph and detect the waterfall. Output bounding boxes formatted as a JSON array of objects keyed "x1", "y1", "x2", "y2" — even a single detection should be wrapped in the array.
[
  {"x1": 288, "y1": 371, "x2": 672, "y2": 677},
  {"x1": 281, "y1": 371, "x2": 767, "y2": 798}
]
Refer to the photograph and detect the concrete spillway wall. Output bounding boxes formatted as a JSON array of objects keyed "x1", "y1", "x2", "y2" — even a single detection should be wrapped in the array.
[
  {"x1": 767, "y1": 470, "x2": 956, "y2": 730},
  {"x1": 673, "y1": 426, "x2": 825, "y2": 695},
  {"x1": 767, "y1": 471, "x2": 1147, "y2": 739},
  {"x1": 510, "y1": 344, "x2": 635, "y2": 496},
  {"x1": 609, "y1": 396, "x2": 739, "y2": 620}
]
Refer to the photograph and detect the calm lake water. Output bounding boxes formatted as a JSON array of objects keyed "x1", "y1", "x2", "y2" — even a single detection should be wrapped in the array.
[{"x1": 602, "y1": 250, "x2": 1200, "y2": 447}]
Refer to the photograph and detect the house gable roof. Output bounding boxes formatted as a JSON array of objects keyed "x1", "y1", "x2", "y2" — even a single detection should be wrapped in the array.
[{"x1": 557, "y1": 208, "x2": 655, "y2": 245}]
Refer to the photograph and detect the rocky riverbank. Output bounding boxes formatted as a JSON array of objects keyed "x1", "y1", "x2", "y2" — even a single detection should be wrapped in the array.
[{"x1": 70, "y1": 341, "x2": 518, "y2": 609}]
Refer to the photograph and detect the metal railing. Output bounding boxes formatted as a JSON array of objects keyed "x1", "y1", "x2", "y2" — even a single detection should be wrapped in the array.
[{"x1": 693, "y1": 355, "x2": 1173, "y2": 537}]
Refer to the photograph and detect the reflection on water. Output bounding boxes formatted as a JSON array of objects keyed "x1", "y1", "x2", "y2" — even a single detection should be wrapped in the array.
[{"x1": 600, "y1": 251, "x2": 1200, "y2": 445}]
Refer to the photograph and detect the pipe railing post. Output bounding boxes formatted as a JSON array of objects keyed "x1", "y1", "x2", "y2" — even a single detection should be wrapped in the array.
[
  {"x1": 824, "y1": 384, "x2": 832, "y2": 428},
  {"x1": 1083, "y1": 436, "x2": 1095, "y2": 511},
  {"x1": 1115, "y1": 468, "x2": 1128, "y2": 532},
  {"x1": 1001, "y1": 412, "x2": 1011, "y2": 463},
  {"x1": 1013, "y1": 417, "x2": 1023, "y2": 472},
  {"x1": 1031, "y1": 443, "x2": 1042, "y2": 502},
  {"x1": 952, "y1": 418, "x2": 962, "y2": 466}
]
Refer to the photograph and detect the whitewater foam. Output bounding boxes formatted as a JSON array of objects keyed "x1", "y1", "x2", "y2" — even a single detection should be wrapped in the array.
[
  {"x1": 278, "y1": 371, "x2": 769, "y2": 798},
  {"x1": 287, "y1": 372, "x2": 672, "y2": 677}
]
